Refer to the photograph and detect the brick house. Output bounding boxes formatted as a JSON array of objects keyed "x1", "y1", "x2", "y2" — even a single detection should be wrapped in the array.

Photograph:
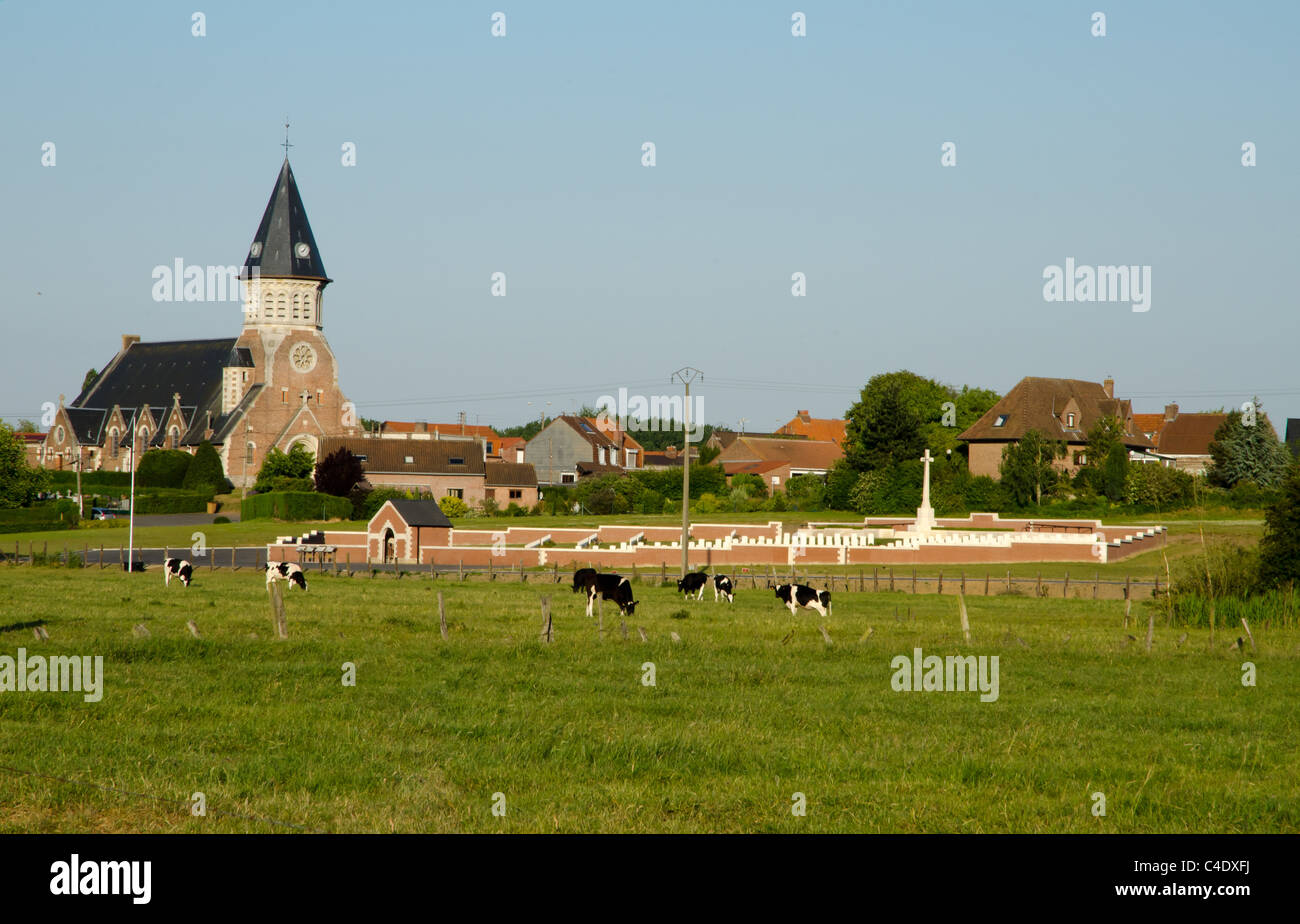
[
  {"x1": 525, "y1": 415, "x2": 645, "y2": 485},
  {"x1": 959, "y1": 377, "x2": 1153, "y2": 479},
  {"x1": 715, "y1": 435, "x2": 844, "y2": 491},
  {"x1": 776, "y1": 410, "x2": 848, "y2": 446},
  {"x1": 485, "y1": 462, "x2": 540, "y2": 508},
  {"x1": 380, "y1": 419, "x2": 501, "y2": 459},
  {"x1": 1148, "y1": 406, "x2": 1228, "y2": 474},
  {"x1": 41, "y1": 158, "x2": 359, "y2": 484}
]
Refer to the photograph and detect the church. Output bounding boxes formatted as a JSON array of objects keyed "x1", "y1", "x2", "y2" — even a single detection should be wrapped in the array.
[{"x1": 41, "y1": 158, "x2": 358, "y2": 487}]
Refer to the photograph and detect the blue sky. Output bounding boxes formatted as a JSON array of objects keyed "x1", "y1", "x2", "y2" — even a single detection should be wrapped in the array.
[{"x1": 2, "y1": 1, "x2": 1297, "y2": 434}]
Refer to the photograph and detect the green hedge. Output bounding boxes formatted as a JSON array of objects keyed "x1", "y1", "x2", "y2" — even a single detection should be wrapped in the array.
[
  {"x1": 241, "y1": 492, "x2": 353, "y2": 521},
  {"x1": 48, "y1": 470, "x2": 134, "y2": 489},
  {"x1": 0, "y1": 502, "x2": 80, "y2": 534},
  {"x1": 132, "y1": 493, "x2": 213, "y2": 515}
]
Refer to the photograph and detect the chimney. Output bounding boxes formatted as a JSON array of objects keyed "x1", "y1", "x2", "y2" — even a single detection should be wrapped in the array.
[
  {"x1": 1164, "y1": 403, "x2": 1179, "y2": 422},
  {"x1": 1103, "y1": 377, "x2": 1114, "y2": 398},
  {"x1": 415, "y1": 421, "x2": 427, "y2": 434},
  {"x1": 122, "y1": 334, "x2": 141, "y2": 352},
  {"x1": 798, "y1": 410, "x2": 811, "y2": 422},
  {"x1": 458, "y1": 410, "x2": 466, "y2": 433}
]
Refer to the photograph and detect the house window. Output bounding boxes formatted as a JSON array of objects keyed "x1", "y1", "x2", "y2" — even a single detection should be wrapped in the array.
[
  {"x1": 450, "y1": 456, "x2": 464, "y2": 465},
  {"x1": 1066, "y1": 413, "x2": 1076, "y2": 428},
  {"x1": 993, "y1": 415, "x2": 1008, "y2": 427},
  {"x1": 55, "y1": 425, "x2": 65, "y2": 444},
  {"x1": 771, "y1": 476, "x2": 781, "y2": 486},
  {"x1": 282, "y1": 387, "x2": 289, "y2": 405},
  {"x1": 561, "y1": 473, "x2": 576, "y2": 484},
  {"x1": 509, "y1": 489, "x2": 522, "y2": 500},
  {"x1": 598, "y1": 447, "x2": 607, "y2": 465},
  {"x1": 404, "y1": 455, "x2": 414, "y2": 464},
  {"x1": 1074, "y1": 452, "x2": 1087, "y2": 466},
  {"x1": 169, "y1": 427, "x2": 180, "y2": 449},
  {"x1": 447, "y1": 488, "x2": 464, "y2": 499},
  {"x1": 485, "y1": 441, "x2": 494, "y2": 454},
  {"x1": 109, "y1": 428, "x2": 119, "y2": 458},
  {"x1": 246, "y1": 442, "x2": 255, "y2": 464}
]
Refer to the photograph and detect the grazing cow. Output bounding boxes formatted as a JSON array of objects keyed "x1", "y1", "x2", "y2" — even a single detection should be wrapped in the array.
[
  {"x1": 770, "y1": 582, "x2": 831, "y2": 618},
  {"x1": 265, "y1": 561, "x2": 308, "y2": 592},
  {"x1": 713, "y1": 574, "x2": 735, "y2": 603},
  {"x1": 676, "y1": 571, "x2": 709, "y2": 600},
  {"x1": 163, "y1": 557, "x2": 193, "y2": 588},
  {"x1": 578, "y1": 572, "x2": 637, "y2": 618},
  {"x1": 572, "y1": 567, "x2": 598, "y2": 593}
]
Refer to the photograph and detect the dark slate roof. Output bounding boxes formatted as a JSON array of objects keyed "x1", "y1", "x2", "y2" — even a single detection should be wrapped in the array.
[
  {"x1": 211, "y1": 384, "x2": 265, "y2": 443},
  {"x1": 386, "y1": 499, "x2": 453, "y2": 528},
  {"x1": 228, "y1": 346, "x2": 255, "y2": 368},
  {"x1": 241, "y1": 159, "x2": 329, "y2": 281},
  {"x1": 1285, "y1": 418, "x2": 1300, "y2": 458},
  {"x1": 64, "y1": 408, "x2": 110, "y2": 444},
  {"x1": 74, "y1": 338, "x2": 237, "y2": 413}
]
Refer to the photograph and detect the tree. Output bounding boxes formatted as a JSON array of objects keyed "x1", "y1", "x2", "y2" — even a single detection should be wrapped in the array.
[
  {"x1": 254, "y1": 445, "x2": 315, "y2": 493},
  {"x1": 82, "y1": 369, "x2": 99, "y2": 392},
  {"x1": 1207, "y1": 398, "x2": 1292, "y2": 488},
  {"x1": 314, "y1": 447, "x2": 365, "y2": 497},
  {"x1": 14, "y1": 419, "x2": 39, "y2": 433},
  {"x1": 999, "y1": 430, "x2": 1065, "y2": 506},
  {"x1": 823, "y1": 458, "x2": 857, "y2": 509},
  {"x1": 182, "y1": 441, "x2": 230, "y2": 494},
  {"x1": 1085, "y1": 415, "x2": 1125, "y2": 468},
  {"x1": 1100, "y1": 442, "x2": 1129, "y2": 502},
  {"x1": 730, "y1": 471, "x2": 769, "y2": 500},
  {"x1": 1259, "y1": 461, "x2": 1300, "y2": 588},
  {"x1": 0, "y1": 423, "x2": 50, "y2": 507},
  {"x1": 845, "y1": 371, "x2": 946, "y2": 471}
]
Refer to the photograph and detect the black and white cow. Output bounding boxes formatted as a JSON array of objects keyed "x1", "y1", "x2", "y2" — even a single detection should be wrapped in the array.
[
  {"x1": 572, "y1": 567, "x2": 598, "y2": 593},
  {"x1": 713, "y1": 574, "x2": 735, "y2": 603},
  {"x1": 266, "y1": 561, "x2": 308, "y2": 591},
  {"x1": 574, "y1": 571, "x2": 638, "y2": 618},
  {"x1": 771, "y1": 582, "x2": 830, "y2": 618},
  {"x1": 163, "y1": 557, "x2": 193, "y2": 588},
  {"x1": 677, "y1": 571, "x2": 709, "y2": 600}
]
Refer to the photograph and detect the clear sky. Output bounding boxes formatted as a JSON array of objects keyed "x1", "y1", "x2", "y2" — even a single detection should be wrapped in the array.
[{"x1": 2, "y1": 1, "x2": 1296, "y2": 435}]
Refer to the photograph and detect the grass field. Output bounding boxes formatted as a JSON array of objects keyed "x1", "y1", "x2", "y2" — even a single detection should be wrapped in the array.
[{"x1": 1, "y1": 565, "x2": 1296, "y2": 833}]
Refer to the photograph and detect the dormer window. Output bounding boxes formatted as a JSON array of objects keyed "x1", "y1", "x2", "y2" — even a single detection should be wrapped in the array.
[
  {"x1": 1066, "y1": 413, "x2": 1076, "y2": 428},
  {"x1": 450, "y1": 456, "x2": 464, "y2": 466},
  {"x1": 993, "y1": 415, "x2": 1008, "y2": 427}
]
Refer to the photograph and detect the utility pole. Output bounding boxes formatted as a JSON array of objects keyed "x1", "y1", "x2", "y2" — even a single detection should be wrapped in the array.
[{"x1": 672, "y1": 367, "x2": 702, "y2": 579}]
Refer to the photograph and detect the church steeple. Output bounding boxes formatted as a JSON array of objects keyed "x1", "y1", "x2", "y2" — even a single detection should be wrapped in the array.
[
  {"x1": 241, "y1": 159, "x2": 331, "y2": 330},
  {"x1": 242, "y1": 159, "x2": 330, "y2": 283}
]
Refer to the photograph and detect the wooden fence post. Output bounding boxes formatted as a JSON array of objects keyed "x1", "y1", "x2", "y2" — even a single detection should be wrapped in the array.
[
  {"x1": 984, "y1": 572, "x2": 989, "y2": 596},
  {"x1": 1036, "y1": 572, "x2": 1042, "y2": 597},
  {"x1": 268, "y1": 580, "x2": 288, "y2": 639},
  {"x1": 438, "y1": 592, "x2": 448, "y2": 640},
  {"x1": 458, "y1": 559, "x2": 463, "y2": 582},
  {"x1": 958, "y1": 592, "x2": 971, "y2": 643},
  {"x1": 1063, "y1": 572, "x2": 1070, "y2": 598},
  {"x1": 1006, "y1": 570, "x2": 1011, "y2": 593},
  {"x1": 889, "y1": 569, "x2": 895, "y2": 592},
  {"x1": 99, "y1": 544, "x2": 104, "y2": 570},
  {"x1": 1093, "y1": 572, "x2": 1098, "y2": 599},
  {"x1": 938, "y1": 570, "x2": 943, "y2": 594},
  {"x1": 1145, "y1": 605, "x2": 1155, "y2": 653},
  {"x1": 912, "y1": 569, "x2": 917, "y2": 594},
  {"x1": 539, "y1": 596, "x2": 552, "y2": 643},
  {"x1": 873, "y1": 568, "x2": 879, "y2": 592},
  {"x1": 1125, "y1": 575, "x2": 1131, "y2": 601}
]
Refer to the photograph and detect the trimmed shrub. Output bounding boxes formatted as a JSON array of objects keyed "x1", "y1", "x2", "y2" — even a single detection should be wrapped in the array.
[
  {"x1": 182, "y1": 441, "x2": 232, "y2": 494},
  {"x1": 438, "y1": 495, "x2": 470, "y2": 519},
  {"x1": 0, "y1": 503, "x2": 80, "y2": 534},
  {"x1": 136, "y1": 449, "x2": 193, "y2": 488}
]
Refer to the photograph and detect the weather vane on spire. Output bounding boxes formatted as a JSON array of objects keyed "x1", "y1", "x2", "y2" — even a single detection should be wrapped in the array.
[{"x1": 282, "y1": 117, "x2": 293, "y2": 158}]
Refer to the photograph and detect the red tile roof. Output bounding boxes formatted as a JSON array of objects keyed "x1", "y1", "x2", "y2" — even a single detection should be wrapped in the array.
[
  {"x1": 1157, "y1": 413, "x2": 1227, "y2": 456},
  {"x1": 777, "y1": 412, "x2": 847, "y2": 445}
]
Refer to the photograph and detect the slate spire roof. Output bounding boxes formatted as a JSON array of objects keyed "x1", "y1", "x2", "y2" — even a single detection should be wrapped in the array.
[{"x1": 241, "y1": 159, "x2": 329, "y2": 282}]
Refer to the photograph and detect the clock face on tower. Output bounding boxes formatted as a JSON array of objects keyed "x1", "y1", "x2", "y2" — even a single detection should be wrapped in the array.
[
  {"x1": 290, "y1": 342, "x2": 317, "y2": 373},
  {"x1": 295, "y1": 242, "x2": 311, "y2": 258}
]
